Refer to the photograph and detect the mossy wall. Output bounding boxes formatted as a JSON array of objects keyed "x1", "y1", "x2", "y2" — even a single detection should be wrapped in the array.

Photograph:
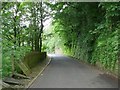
[{"x1": 22, "y1": 52, "x2": 47, "y2": 69}]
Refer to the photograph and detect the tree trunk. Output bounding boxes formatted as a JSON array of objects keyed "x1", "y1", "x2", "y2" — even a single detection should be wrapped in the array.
[
  {"x1": 31, "y1": 37, "x2": 34, "y2": 51},
  {"x1": 18, "y1": 28, "x2": 21, "y2": 47},
  {"x1": 39, "y1": 2, "x2": 44, "y2": 52},
  {"x1": 35, "y1": 35, "x2": 40, "y2": 51}
]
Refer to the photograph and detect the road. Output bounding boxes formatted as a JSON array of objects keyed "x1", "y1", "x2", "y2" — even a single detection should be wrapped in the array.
[{"x1": 29, "y1": 54, "x2": 118, "y2": 88}]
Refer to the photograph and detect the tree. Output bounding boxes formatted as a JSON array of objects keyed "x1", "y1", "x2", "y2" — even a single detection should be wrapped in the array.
[{"x1": 49, "y1": 2, "x2": 119, "y2": 74}]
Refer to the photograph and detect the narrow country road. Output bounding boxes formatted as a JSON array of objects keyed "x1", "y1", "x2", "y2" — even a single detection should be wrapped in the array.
[{"x1": 29, "y1": 54, "x2": 118, "y2": 88}]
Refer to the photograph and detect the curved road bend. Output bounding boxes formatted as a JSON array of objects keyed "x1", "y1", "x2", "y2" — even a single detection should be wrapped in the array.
[{"x1": 29, "y1": 54, "x2": 118, "y2": 88}]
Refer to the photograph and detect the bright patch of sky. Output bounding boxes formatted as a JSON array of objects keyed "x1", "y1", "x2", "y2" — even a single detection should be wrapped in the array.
[{"x1": 44, "y1": 18, "x2": 52, "y2": 30}]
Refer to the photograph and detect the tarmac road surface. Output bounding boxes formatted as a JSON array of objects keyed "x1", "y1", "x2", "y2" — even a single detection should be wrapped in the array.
[{"x1": 29, "y1": 54, "x2": 118, "y2": 88}]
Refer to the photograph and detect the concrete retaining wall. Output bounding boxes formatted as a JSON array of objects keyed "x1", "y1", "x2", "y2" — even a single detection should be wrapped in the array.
[{"x1": 22, "y1": 52, "x2": 47, "y2": 69}]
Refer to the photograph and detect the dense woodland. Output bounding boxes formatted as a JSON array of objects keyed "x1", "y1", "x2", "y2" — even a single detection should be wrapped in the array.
[
  {"x1": 1, "y1": 2, "x2": 50, "y2": 77},
  {"x1": 50, "y1": 2, "x2": 119, "y2": 76},
  {"x1": 0, "y1": 2, "x2": 119, "y2": 78}
]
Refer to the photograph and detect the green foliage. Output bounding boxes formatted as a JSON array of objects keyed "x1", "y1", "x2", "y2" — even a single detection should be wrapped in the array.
[
  {"x1": 1, "y1": 2, "x2": 119, "y2": 77},
  {"x1": 91, "y1": 3, "x2": 119, "y2": 74},
  {"x1": 92, "y1": 30, "x2": 118, "y2": 71},
  {"x1": 1, "y1": 2, "x2": 47, "y2": 77},
  {"x1": 51, "y1": 2, "x2": 119, "y2": 75},
  {"x1": 2, "y1": 39, "x2": 31, "y2": 77},
  {"x1": 42, "y1": 24, "x2": 63, "y2": 53}
]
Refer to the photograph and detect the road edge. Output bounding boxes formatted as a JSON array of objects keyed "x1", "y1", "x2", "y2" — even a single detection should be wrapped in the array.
[
  {"x1": 66, "y1": 55, "x2": 118, "y2": 81},
  {"x1": 26, "y1": 56, "x2": 52, "y2": 89}
]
